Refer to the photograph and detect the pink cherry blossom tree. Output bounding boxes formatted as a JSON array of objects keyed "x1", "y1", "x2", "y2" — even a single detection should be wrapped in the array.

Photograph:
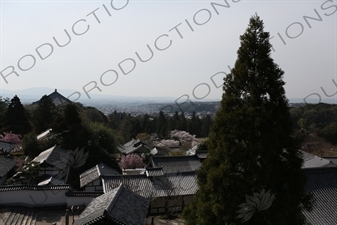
[
  {"x1": 118, "y1": 153, "x2": 144, "y2": 169},
  {"x1": 0, "y1": 131, "x2": 22, "y2": 144}
]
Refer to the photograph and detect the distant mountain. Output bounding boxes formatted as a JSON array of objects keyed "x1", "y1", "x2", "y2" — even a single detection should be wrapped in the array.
[{"x1": 0, "y1": 87, "x2": 178, "y2": 104}]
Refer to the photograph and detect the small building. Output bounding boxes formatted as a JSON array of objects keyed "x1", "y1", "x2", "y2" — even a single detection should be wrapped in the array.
[
  {"x1": 151, "y1": 155, "x2": 202, "y2": 174},
  {"x1": 0, "y1": 157, "x2": 17, "y2": 185},
  {"x1": 32, "y1": 145, "x2": 70, "y2": 179},
  {"x1": 118, "y1": 139, "x2": 151, "y2": 155},
  {"x1": 73, "y1": 183, "x2": 149, "y2": 225},
  {"x1": 32, "y1": 89, "x2": 71, "y2": 106},
  {"x1": 80, "y1": 162, "x2": 120, "y2": 192},
  {"x1": 102, "y1": 170, "x2": 198, "y2": 215}
]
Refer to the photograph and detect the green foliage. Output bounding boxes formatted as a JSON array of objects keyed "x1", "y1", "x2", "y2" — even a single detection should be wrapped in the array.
[
  {"x1": 88, "y1": 122, "x2": 117, "y2": 154},
  {"x1": 22, "y1": 132, "x2": 43, "y2": 158},
  {"x1": 33, "y1": 95, "x2": 58, "y2": 133},
  {"x1": 183, "y1": 14, "x2": 313, "y2": 225},
  {"x1": 8, "y1": 161, "x2": 41, "y2": 185},
  {"x1": 52, "y1": 103, "x2": 90, "y2": 149},
  {"x1": 289, "y1": 103, "x2": 337, "y2": 144},
  {"x1": 318, "y1": 122, "x2": 337, "y2": 144},
  {"x1": 0, "y1": 97, "x2": 9, "y2": 129}
]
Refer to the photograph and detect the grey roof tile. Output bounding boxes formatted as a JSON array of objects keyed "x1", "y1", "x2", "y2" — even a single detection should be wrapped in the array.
[
  {"x1": 0, "y1": 157, "x2": 17, "y2": 178},
  {"x1": 32, "y1": 145, "x2": 69, "y2": 169},
  {"x1": 117, "y1": 139, "x2": 150, "y2": 155},
  {"x1": 74, "y1": 183, "x2": 149, "y2": 225},
  {"x1": 80, "y1": 162, "x2": 120, "y2": 188},
  {"x1": 102, "y1": 175, "x2": 154, "y2": 198},
  {"x1": 0, "y1": 185, "x2": 71, "y2": 192},
  {"x1": 103, "y1": 171, "x2": 198, "y2": 198},
  {"x1": 151, "y1": 155, "x2": 201, "y2": 173},
  {"x1": 33, "y1": 89, "x2": 71, "y2": 106},
  {"x1": 303, "y1": 167, "x2": 337, "y2": 225},
  {"x1": 300, "y1": 150, "x2": 336, "y2": 168},
  {"x1": 145, "y1": 167, "x2": 164, "y2": 177},
  {"x1": 0, "y1": 141, "x2": 17, "y2": 154}
]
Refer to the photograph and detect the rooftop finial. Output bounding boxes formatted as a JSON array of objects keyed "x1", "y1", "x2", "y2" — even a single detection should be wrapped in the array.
[{"x1": 55, "y1": 89, "x2": 57, "y2": 92}]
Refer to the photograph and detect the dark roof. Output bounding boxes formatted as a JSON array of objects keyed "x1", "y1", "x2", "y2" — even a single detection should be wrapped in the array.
[
  {"x1": 152, "y1": 171, "x2": 198, "y2": 197},
  {"x1": 103, "y1": 171, "x2": 198, "y2": 198},
  {"x1": 66, "y1": 191, "x2": 104, "y2": 197},
  {"x1": 33, "y1": 89, "x2": 71, "y2": 106},
  {"x1": 38, "y1": 176, "x2": 65, "y2": 186},
  {"x1": 300, "y1": 150, "x2": 336, "y2": 168},
  {"x1": 73, "y1": 183, "x2": 149, "y2": 225},
  {"x1": 151, "y1": 155, "x2": 202, "y2": 173},
  {"x1": 303, "y1": 167, "x2": 337, "y2": 225},
  {"x1": 32, "y1": 145, "x2": 69, "y2": 169},
  {"x1": 102, "y1": 175, "x2": 154, "y2": 198},
  {"x1": 0, "y1": 140, "x2": 17, "y2": 153},
  {"x1": 0, "y1": 157, "x2": 17, "y2": 178},
  {"x1": 145, "y1": 167, "x2": 164, "y2": 177},
  {"x1": 0, "y1": 185, "x2": 71, "y2": 192},
  {"x1": 80, "y1": 162, "x2": 120, "y2": 188}
]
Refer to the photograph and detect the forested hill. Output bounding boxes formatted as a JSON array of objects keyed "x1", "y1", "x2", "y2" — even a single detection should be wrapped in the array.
[{"x1": 290, "y1": 103, "x2": 337, "y2": 156}]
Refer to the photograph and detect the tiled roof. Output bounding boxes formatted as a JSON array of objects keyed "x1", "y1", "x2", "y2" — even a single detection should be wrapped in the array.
[
  {"x1": 151, "y1": 155, "x2": 201, "y2": 173},
  {"x1": 37, "y1": 129, "x2": 52, "y2": 140},
  {"x1": 66, "y1": 191, "x2": 104, "y2": 197},
  {"x1": 80, "y1": 162, "x2": 120, "y2": 188},
  {"x1": 196, "y1": 150, "x2": 208, "y2": 159},
  {"x1": 103, "y1": 171, "x2": 198, "y2": 198},
  {"x1": 0, "y1": 185, "x2": 71, "y2": 192},
  {"x1": 73, "y1": 183, "x2": 149, "y2": 225},
  {"x1": 38, "y1": 176, "x2": 65, "y2": 186},
  {"x1": 117, "y1": 139, "x2": 150, "y2": 155},
  {"x1": 323, "y1": 157, "x2": 337, "y2": 166},
  {"x1": 0, "y1": 157, "x2": 17, "y2": 178},
  {"x1": 300, "y1": 151, "x2": 336, "y2": 168},
  {"x1": 102, "y1": 175, "x2": 154, "y2": 198},
  {"x1": 32, "y1": 145, "x2": 69, "y2": 169},
  {"x1": 152, "y1": 172, "x2": 198, "y2": 197},
  {"x1": 145, "y1": 167, "x2": 164, "y2": 177},
  {"x1": 33, "y1": 89, "x2": 71, "y2": 106},
  {"x1": 303, "y1": 167, "x2": 337, "y2": 225},
  {"x1": 0, "y1": 140, "x2": 17, "y2": 153}
]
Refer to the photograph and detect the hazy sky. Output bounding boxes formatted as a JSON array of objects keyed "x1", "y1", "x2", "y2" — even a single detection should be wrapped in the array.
[{"x1": 0, "y1": 0, "x2": 336, "y2": 103}]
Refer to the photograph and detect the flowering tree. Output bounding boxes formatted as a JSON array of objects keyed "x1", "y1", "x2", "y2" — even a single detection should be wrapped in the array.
[
  {"x1": 119, "y1": 154, "x2": 144, "y2": 169},
  {"x1": 0, "y1": 131, "x2": 22, "y2": 144},
  {"x1": 156, "y1": 139, "x2": 180, "y2": 149},
  {"x1": 170, "y1": 130, "x2": 198, "y2": 143}
]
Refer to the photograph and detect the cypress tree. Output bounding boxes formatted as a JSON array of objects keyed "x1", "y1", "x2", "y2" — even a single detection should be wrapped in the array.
[{"x1": 183, "y1": 14, "x2": 313, "y2": 225}]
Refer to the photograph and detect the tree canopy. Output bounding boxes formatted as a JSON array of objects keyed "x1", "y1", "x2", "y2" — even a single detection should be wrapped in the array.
[{"x1": 183, "y1": 14, "x2": 313, "y2": 225}]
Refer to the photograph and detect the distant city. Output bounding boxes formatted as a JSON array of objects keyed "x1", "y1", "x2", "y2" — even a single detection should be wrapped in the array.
[{"x1": 1, "y1": 87, "x2": 336, "y2": 116}]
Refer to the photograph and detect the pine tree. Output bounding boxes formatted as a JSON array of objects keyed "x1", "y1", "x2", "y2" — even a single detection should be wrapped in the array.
[
  {"x1": 183, "y1": 14, "x2": 313, "y2": 225},
  {"x1": 33, "y1": 95, "x2": 57, "y2": 133},
  {"x1": 5, "y1": 95, "x2": 32, "y2": 135}
]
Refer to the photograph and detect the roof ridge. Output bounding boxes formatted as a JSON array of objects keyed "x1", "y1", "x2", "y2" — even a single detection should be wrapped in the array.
[
  {"x1": 106, "y1": 183, "x2": 124, "y2": 213},
  {"x1": 44, "y1": 145, "x2": 57, "y2": 163},
  {"x1": 96, "y1": 164, "x2": 102, "y2": 177}
]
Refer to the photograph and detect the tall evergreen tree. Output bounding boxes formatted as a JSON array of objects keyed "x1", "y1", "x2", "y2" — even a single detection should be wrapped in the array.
[
  {"x1": 33, "y1": 95, "x2": 57, "y2": 133},
  {"x1": 5, "y1": 95, "x2": 32, "y2": 135},
  {"x1": 183, "y1": 14, "x2": 313, "y2": 225}
]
